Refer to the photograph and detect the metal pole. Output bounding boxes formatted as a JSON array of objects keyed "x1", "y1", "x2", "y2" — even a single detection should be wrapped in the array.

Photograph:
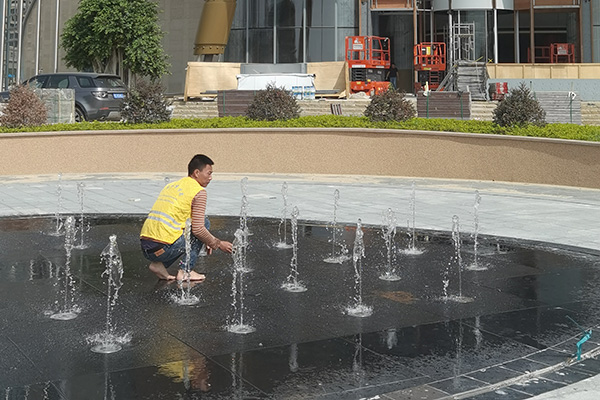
[
  {"x1": 530, "y1": 1, "x2": 534, "y2": 64},
  {"x1": 302, "y1": 0, "x2": 306, "y2": 63},
  {"x1": 430, "y1": 6, "x2": 433, "y2": 44},
  {"x1": 0, "y1": 0, "x2": 7, "y2": 89},
  {"x1": 448, "y1": 10, "x2": 453, "y2": 69},
  {"x1": 591, "y1": 0, "x2": 595, "y2": 62},
  {"x1": 413, "y1": 0, "x2": 418, "y2": 87},
  {"x1": 515, "y1": 11, "x2": 520, "y2": 63},
  {"x1": 578, "y1": 3, "x2": 583, "y2": 63},
  {"x1": 334, "y1": 0, "x2": 338, "y2": 61},
  {"x1": 16, "y1": 0, "x2": 22, "y2": 83},
  {"x1": 273, "y1": 0, "x2": 276, "y2": 63},
  {"x1": 245, "y1": 0, "x2": 249, "y2": 63},
  {"x1": 36, "y1": 0, "x2": 41, "y2": 74},
  {"x1": 54, "y1": 0, "x2": 59, "y2": 72},
  {"x1": 367, "y1": 0, "x2": 370, "y2": 35},
  {"x1": 493, "y1": 8, "x2": 498, "y2": 63}
]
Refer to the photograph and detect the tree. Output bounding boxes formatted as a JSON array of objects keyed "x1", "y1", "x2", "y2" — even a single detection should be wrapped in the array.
[
  {"x1": 364, "y1": 88, "x2": 416, "y2": 122},
  {"x1": 61, "y1": 0, "x2": 170, "y2": 82},
  {"x1": 120, "y1": 80, "x2": 172, "y2": 124},
  {"x1": 246, "y1": 84, "x2": 300, "y2": 121},
  {"x1": 493, "y1": 82, "x2": 546, "y2": 127}
]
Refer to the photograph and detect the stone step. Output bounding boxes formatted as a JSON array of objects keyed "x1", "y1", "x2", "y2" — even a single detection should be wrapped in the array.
[{"x1": 170, "y1": 98, "x2": 600, "y2": 126}]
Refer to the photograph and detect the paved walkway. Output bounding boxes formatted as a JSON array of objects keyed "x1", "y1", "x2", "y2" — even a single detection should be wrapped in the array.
[{"x1": 1, "y1": 172, "x2": 599, "y2": 399}]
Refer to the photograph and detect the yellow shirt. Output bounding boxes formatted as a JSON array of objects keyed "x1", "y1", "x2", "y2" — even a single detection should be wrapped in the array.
[{"x1": 140, "y1": 176, "x2": 204, "y2": 244}]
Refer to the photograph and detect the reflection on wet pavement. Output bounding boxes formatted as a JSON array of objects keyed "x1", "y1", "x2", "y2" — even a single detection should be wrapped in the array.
[{"x1": 1, "y1": 215, "x2": 599, "y2": 399}]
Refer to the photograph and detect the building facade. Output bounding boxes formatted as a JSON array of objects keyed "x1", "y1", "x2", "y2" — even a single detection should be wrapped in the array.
[{"x1": 2, "y1": 0, "x2": 599, "y2": 94}]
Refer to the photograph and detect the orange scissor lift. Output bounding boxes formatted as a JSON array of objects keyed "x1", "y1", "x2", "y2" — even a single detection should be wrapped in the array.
[
  {"x1": 414, "y1": 42, "x2": 446, "y2": 92},
  {"x1": 345, "y1": 36, "x2": 391, "y2": 96}
]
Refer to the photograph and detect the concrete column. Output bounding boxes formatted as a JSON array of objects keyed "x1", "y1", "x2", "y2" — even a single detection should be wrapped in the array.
[
  {"x1": 0, "y1": 0, "x2": 6, "y2": 89},
  {"x1": 17, "y1": 0, "x2": 23, "y2": 82},
  {"x1": 54, "y1": 0, "x2": 59, "y2": 72},
  {"x1": 36, "y1": 0, "x2": 41, "y2": 74}
]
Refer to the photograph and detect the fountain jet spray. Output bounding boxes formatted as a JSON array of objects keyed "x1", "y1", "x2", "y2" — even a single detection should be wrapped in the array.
[
  {"x1": 238, "y1": 195, "x2": 251, "y2": 267},
  {"x1": 401, "y1": 181, "x2": 423, "y2": 255},
  {"x1": 74, "y1": 182, "x2": 90, "y2": 249},
  {"x1": 467, "y1": 191, "x2": 486, "y2": 271},
  {"x1": 51, "y1": 173, "x2": 64, "y2": 236},
  {"x1": 281, "y1": 206, "x2": 307, "y2": 292},
  {"x1": 275, "y1": 182, "x2": 292, "y2": 249},
  {"x1": 89, "y1": 235, "x2": 130, "y2": 353},
  {"x1": 379, "y1": 208, "x2": 401, "y2": 281},
  {"x1": 324, "y1": 189, "x2": 350, "y2": 264},
  {"x1": 227, "y1": 229, "x2": 255, "y2": 334},
  {"x1": 239, "y1": 178, "x2": 253, "y2": 241},
  {"x1": 174, "y1": 219, "x2": 200, "y2": 306},
  {"x1": 441, "y1": 216, "x2": 473, "y2": 303},
  {"x1": 346, "y1": 219, "x2": 373, "y2": 317},
  {"x1": 50, "y1": 216, "x2": 79, "y2": 320}
]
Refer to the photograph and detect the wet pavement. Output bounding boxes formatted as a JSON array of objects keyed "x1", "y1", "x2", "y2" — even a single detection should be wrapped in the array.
[{"x1": 1, "y1": 173, "x2": 600, "y2": 399}]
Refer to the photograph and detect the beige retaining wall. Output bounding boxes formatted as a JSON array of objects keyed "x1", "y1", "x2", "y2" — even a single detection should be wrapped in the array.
[{"x1": 1, "y1": 128, "x2": 599, "y2": 189}]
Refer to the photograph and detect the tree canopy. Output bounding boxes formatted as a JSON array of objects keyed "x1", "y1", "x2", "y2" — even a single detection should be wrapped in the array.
[{"x1": 61, "y1": 0, "x2": 170, "y2": 81}]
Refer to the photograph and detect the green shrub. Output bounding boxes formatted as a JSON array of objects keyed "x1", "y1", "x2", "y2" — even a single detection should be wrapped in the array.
[
  {"x1": 364, "y1": 88, "x2": 416, "y2": 122},
  {"x1": 2, "y1": 110, "x2": 600, "y2": 144},
  {"x1": 493, "y1": 82, "x2": 546, "y2": 127},
  {"x1": 246, "y1": 84, "x2": 300, "y2": 121},
  {"x1": 120, "y1": 80, "x2": 171, "y2": 124},
  {"x1": 0, "y1": 85, "x2": 47, "y2": 128}
]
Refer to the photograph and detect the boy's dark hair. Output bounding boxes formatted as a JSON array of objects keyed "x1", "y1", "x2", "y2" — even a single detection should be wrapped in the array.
[{"x1": 188, "y1": 154, "x2": 214, "y2": 175}]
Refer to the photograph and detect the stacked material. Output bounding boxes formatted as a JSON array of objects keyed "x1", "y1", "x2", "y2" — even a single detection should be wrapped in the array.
[
  {"x1": 535, "y1": 91, "x2": 582, "y2": 125},
  {"x1": 416, "y1": 91, "x2": 472, "y2": 120},
  {"x1": 456, "y1": 61, "x2": 489, "y2": 101}
]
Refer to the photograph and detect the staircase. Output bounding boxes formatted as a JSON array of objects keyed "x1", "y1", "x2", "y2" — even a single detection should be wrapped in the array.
[
  {"x1": 170, "y1": 98, "x2": 374, "y2": 119},
  {"x1": 298, "y1": 99, "x2": 371, "y2": 116},
  {"x1": 470, "y1": 101, "x2": 497, "y2": 121},
  {"x1": 169, "y1": 95, "x2": 598, "y2": 126},
  {"x1": 171, "y1": 99, "x2": 218, "y2": 119}
]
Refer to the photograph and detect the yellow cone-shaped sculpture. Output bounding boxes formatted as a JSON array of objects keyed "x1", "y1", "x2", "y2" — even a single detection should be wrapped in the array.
[{"x1": 194, "y1": 0, "x2": 237, "y2": 55}]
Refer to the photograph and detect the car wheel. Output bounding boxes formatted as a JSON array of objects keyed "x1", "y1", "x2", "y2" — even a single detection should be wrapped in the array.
[{"x1": 75, "y1": 107, "x2": 86, "y2": 123}]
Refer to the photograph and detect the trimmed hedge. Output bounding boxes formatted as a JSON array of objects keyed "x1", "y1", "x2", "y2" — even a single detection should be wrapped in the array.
[{"x1": 1, "y1": 115, "x2": 600, "y2": 142}]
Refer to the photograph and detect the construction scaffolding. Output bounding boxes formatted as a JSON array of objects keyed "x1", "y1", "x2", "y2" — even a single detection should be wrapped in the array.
[{"x1": 452, "y1": 22, "x2": 475, "y2": 63}]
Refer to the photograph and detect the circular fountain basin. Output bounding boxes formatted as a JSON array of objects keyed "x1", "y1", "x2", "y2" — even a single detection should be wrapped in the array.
[{"x1": 2, "y1": 214, "x2": 600, "y2": 399}]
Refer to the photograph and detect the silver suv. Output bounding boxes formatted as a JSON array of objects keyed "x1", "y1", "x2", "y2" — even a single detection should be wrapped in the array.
[{"x1": 23, "y1": 72, "x2": 127, "y2": 122}]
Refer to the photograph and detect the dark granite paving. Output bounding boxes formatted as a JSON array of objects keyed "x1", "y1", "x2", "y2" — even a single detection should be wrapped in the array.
[{"x1": 1, "y1": 215, "x2": 599, "y2": 400}]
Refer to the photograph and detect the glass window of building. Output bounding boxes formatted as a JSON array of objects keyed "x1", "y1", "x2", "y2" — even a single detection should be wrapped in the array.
[{"x1": 226, "y1": 0, "x2": 356, "y2": 64}]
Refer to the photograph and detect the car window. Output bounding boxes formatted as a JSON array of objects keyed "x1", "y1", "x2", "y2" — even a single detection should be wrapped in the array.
[
  {"x1": 77, "y1": 76, "x2": 95, "y2": 88},
  {"x1": 26, "y1": 76, "x2": 47, "y2": 89},
  {"x1": 93, "y1": 77, "x2": 126, "y2": 88},
  {"x1": 47, "y1": 75, "x2": 70, "y2": 89}
]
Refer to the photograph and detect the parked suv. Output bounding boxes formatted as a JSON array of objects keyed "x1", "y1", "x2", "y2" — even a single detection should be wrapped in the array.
[{"x1": 2, "y1": 72, "x2": 127, "y2": 122}]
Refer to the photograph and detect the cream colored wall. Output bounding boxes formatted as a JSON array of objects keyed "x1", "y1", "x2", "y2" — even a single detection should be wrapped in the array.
[
  {"x1": 306, "y1": 62, "x2": 347, "y2": 96},
  {"x1": 1, "y1": 128, "x2": 599, "y2": 189},
  {"x1": 487, "y1": 63, "x2": 600, "y2": 79}
]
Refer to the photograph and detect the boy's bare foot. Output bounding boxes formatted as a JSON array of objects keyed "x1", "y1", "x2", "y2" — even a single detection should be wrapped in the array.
[
  {"x1": 177, "y1": 269, "x2": 206, "y2": 281},
  {"x1": 149, "y1": 262, "x2": 176, "y2": 280}
]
